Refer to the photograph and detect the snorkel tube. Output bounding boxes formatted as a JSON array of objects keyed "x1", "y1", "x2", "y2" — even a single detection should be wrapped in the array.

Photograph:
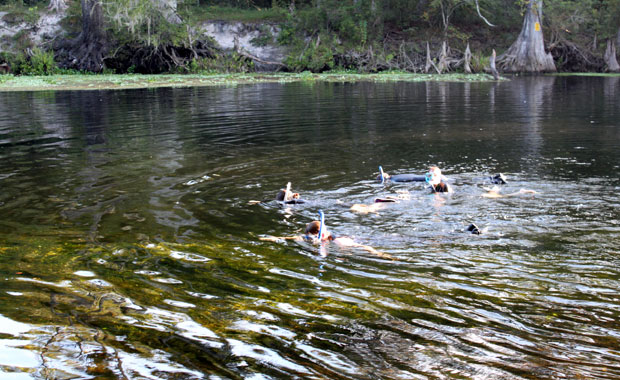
[
  {"x1": 317, "y1": 210, "x2": 325, "y2": 241},
  {"x1": 376, "y1": 167, "x2": 425, "y2": 182},
  {"x1": 425, "y1": 171, "x2": 433, "y2": 185},
  {"x1": 284, "y1": 182, "x2": 292, "y2": 202}
]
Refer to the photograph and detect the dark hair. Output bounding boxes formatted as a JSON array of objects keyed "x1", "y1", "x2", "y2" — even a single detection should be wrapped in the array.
[
  {"x1": 276, "y1": 189, "x2": 286, "y2": 201},
  {"x1": 305, "y1": 221, "x2": 320, "y2": 235},
  {"x1": 305, "y1": 221, "x2": 334, "y2": 240},
  {"x1": 276, "y1": 190, "x2": 300, "y2": 201}
]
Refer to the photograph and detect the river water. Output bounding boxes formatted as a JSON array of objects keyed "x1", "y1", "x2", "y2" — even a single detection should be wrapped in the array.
[{"x1": 0, "y1": 76, "x2": 619, "y2": 379}]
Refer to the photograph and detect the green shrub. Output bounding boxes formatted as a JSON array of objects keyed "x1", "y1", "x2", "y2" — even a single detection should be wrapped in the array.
[
  {"x1": 15, "y1": 48, "x2": 58, "y2": 75},
  {"x1": 276, "y1": 19, "x2": 296, "y2": 45},
  {"x1": 1, "y1": 6, "x2": 40, "y2": 26},
  {"x1": 470, "y1": 52, "x2": 489, "y2": 73},
  {"x1": 250, "y1": 25, "x2": 275, "y2": 47},
  {"x1": 12, "y1": 29, "x2": 34, "y2": 51},
  {"x1": 182, "y1": 53, "x2": 255, "y2": 74},
  {"x1": 284, "y1": 37, "x2": 335, "y2": 72}
]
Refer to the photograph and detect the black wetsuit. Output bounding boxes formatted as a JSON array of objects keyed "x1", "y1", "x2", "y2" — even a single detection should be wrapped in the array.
[
  {"x1": 431, "y1": 182, "x2": 450, "y2": 193},
  {"x1": 283, "y1": 199, "x2": 305, "y2": 204},
  {"x1": 390, "y1": 174, "x2": 426, "y2": 182}
]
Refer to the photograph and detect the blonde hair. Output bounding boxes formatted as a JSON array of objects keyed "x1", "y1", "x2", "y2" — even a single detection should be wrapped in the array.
[{"x1": 427, "y1": 166, "x2": 442, "y2": 185}]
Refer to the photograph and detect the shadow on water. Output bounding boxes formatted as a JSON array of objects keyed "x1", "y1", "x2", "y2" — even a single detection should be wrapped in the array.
[{"x1": 0, "y1": 76, "x2": 619, "y2": 379}]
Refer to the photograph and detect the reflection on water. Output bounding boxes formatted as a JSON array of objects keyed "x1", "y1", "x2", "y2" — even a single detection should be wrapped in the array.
[{"x1": 0, "y1": 76, "x2": 619, "y2": 379}]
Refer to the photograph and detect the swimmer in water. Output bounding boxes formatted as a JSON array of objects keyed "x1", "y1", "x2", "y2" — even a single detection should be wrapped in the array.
[
  {"x1": 260, "y1": 218, "x2": 390, "y2": 258},
  {"x1": 489, "y1": 173, "x2": 507, "y2": 185},
  {"x1": 249, "y1": 182, "x2": 305, "y2": 205},
  {"x1": 467, "y1": 223, "x2": 484, "y2": 234},
  {"x1": 376, "y1": 166, "x2": 426, "y2": 183},
  {"x1": 426, "y1": 166, "x2": 452, "y2": 193},
  {"x1": 276, "y1": 182, "x2": 304, "y2": 203},
  {"x1": 350, "y1": 201, "x2": 390, "y2": 214},
  {"x1": 349, "y1": 191, "x2": 410, "y2": 214},
  {"x1": 482, "y1": 186, "x2": 537, "y2": 198},
  {"x1": 276, "y1": 189, "x2": 302, "y2": 203}
]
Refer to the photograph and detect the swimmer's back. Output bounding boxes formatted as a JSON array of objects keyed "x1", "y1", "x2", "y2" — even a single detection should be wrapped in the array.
[{"x1": 390, "y1": 174, "x2": 426, "y2": 182}]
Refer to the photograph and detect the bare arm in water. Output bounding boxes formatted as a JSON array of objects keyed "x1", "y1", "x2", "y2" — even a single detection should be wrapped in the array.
[
  {"x1": 259, "y1": 235, "x2": 303, "y2": 242},
  {"x1": 332, "y1": 237, "x2": 393, "y2": 259},
  {"x1": 350, "y1": 202, "x2": 387, "y2": 214},
  {"x1": 482, "y1": 187, "x2": 537, "y2": 198},
  {"x1": 260, "y1": 234, "x2": 392, "y2": 259},
  {"x1": 350, "y1": 193, "x2": 408, "y2": 214}
]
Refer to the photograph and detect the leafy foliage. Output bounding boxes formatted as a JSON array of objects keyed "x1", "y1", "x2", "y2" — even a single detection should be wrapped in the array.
[
  {"x1": 181, "y1": 52, "x2": 255, "y2": 73},
  {"x1": 2, "y1": 0, "x2": 618, "y2": 74},
  {"x1": 106, "y1": 0, "x2": 185, "y2": 48},
  {"x1": 13, "y1": 48, "x2": 57, "y2": 75},
  {"x1": 284, "y1": 34, "x2": 336, "y2": 72}
]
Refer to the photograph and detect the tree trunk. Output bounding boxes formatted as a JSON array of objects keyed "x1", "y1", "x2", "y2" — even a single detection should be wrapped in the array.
[
  {"x1": 57, "y1": 0, "x2": 108, "y2": 72},
  {"x1": 463, "y1": 43, "x2": 472, "y2": 73},
  {"x1": 489, "y1": 49, "x2": 500, "y2": 80},
  {"x1": 78, "y1": 0, "x2": 107, "y2": 72},
  {"x1": 497, "y1": 0, "x2": 555, "y2": 73},
  {"x1": 48, "y1": 0, "x2": 66, "y2": 12},
  {"x1": 535, "y1": 0, "x2": 543, "y2": 24},
  {"x1": 604, "y1": 39, "x2": 620, "y2": 72},
  {"x1": 438, "y1": 41, "x2": 449, "y2": 73},
  {"x1": 425, "y1": 42, "x2": 432, "y2": 73}
]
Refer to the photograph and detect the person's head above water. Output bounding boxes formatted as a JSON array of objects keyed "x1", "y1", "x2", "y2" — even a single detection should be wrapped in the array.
[
  {"x1": 425, "y1": 166, "x2": 443, "y2": 186},
  {"x1": 376, "y1": 166, "x2": 390, "y2": 182},
  {"x1": 426, "y1": 166, "x2": 452, "y2": 193},
  {"x1": 490, "y1": 173, "x2": 507, "y2": 185},
  {"x1": 305, "y1": 220, "x2": 334, "y2": 241},
  {"x1": 376, "y1": 173, "x2": 391, "y2": 182},
  {"x1": 276, "y1": 189, "x2": 300, "y2": 202}
]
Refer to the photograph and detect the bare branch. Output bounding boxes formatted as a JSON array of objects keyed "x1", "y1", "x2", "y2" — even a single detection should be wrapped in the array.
[{"x1": 474, "y1": 0, "x2": 495, "y2": 27}]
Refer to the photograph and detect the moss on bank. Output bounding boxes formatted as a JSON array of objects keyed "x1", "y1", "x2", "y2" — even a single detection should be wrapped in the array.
[{"x1": 0, "y1": 72, "x2": 503, "y2": 92}]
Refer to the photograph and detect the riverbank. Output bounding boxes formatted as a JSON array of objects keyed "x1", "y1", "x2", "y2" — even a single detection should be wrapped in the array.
[{"x1": 0, "y1": 72, "x2": 502, "y2": 92}]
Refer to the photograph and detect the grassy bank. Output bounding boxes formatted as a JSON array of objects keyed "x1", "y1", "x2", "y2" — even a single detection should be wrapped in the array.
[{"x1": 0, "y1": 72, "x2": 503, "y2": 92}]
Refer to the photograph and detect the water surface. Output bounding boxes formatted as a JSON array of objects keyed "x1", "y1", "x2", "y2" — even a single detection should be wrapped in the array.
[{"x1": 0, "y1": 76, "x2": 619, "y2": 379}]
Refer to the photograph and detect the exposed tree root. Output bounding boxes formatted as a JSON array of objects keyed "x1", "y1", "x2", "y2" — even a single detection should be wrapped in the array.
[
  {"x1": 104, "y1": 41, "x2": 218, "y2": 74},
  {"x1": 55, "y1": 0, "x2": 107, "y2": 72},
  {"x1": 334, "y1": 41, "x2": 475, "y2": 74},
  {"x1": 547, "y1": 37, "x2": 604, "y2": 72},
  {"x1": 604, "y1": 39, "x2": 620, "y2": 72}
]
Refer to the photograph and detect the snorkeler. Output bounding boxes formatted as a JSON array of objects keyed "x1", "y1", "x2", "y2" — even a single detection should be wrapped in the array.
[
  {"x1": 489, "y1": 173, "x2": 507, "y2": 185},
  {"x1": 467, "y1": 223, "x2": 483, "y2": 234},
  {"x1": 481, "y1": 186, "x2": 537, "y2": 198},
  {"x1": 260, "y1": 212, "x2": 390, "y2": 258},
  {"x1": 249, "y1": 182, "x2": 305, "y2": 205},
  {"x1": 376, "y1": 166, "x2": 426, "y2": 183},
  {"x1": 426, "y1": 166, "x2": 452, "y2": 193},
  {"x1": 275, "y1": 182, "x2": 305, "y2": 204},
  {"x1": 349, "y1": 191, "x2": 410, "y2": 214}
]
